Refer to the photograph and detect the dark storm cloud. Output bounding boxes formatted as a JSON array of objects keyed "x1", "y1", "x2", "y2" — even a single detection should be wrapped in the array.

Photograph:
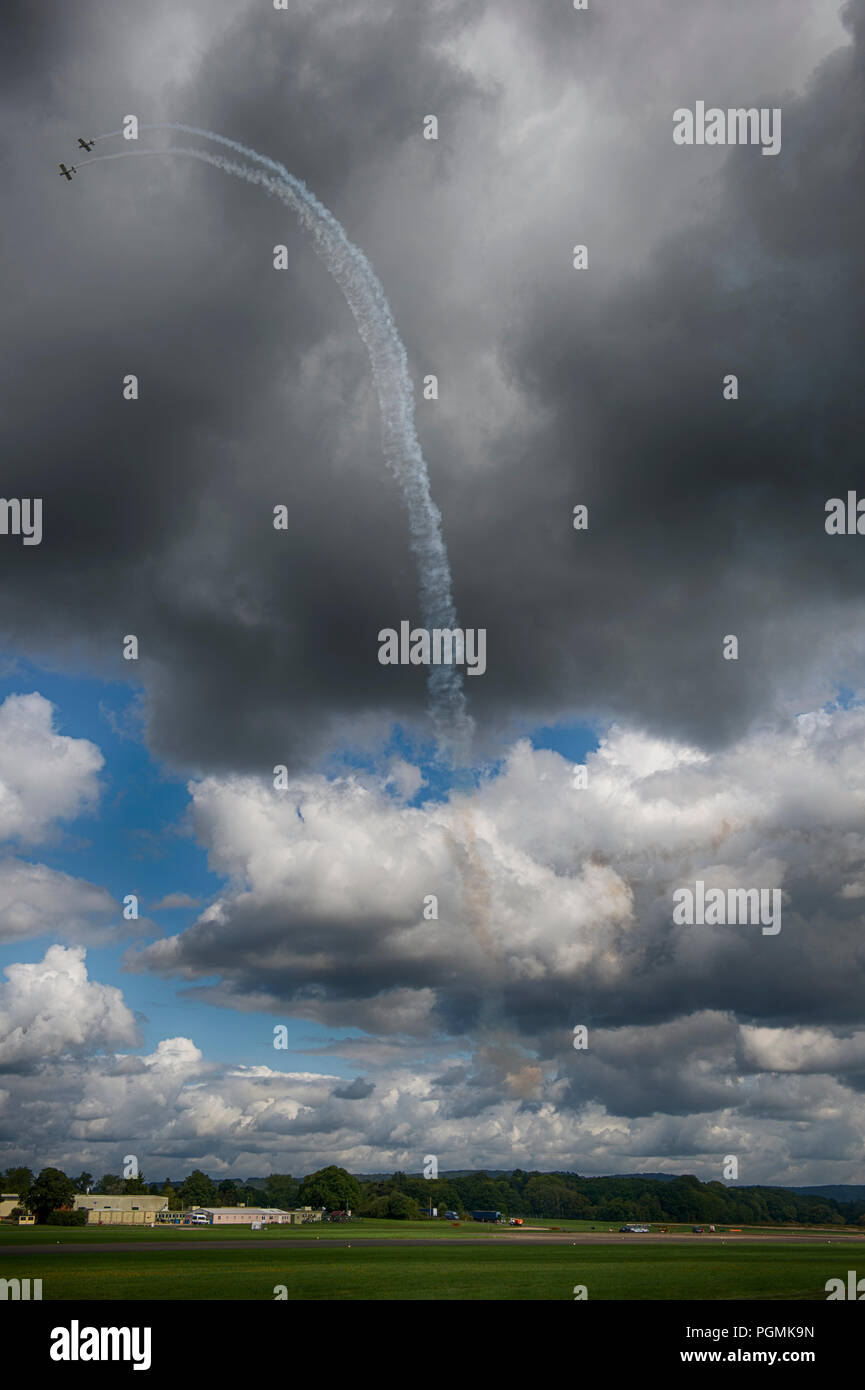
[
  {"x1": 171, "y1": 0, "x2": 485, "y2": 205},
  {"x1": 0, "y1": 0, "x2": 860, "y2": 771},
  {"x1": 0, "y1": 0, "x2": 487, "y2": 772},
  {"x1": 446, "y1": 0, "x2": 865, "y2": 752}
]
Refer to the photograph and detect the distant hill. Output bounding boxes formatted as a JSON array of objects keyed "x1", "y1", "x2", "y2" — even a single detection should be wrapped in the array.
[
  {"x1": 354, "y1": 1169, "x2": 865, "y2": 1194},
  {"x1": 786, "y1": 1184, "x2": 865, "y2": 1202},
  {"x1": 596, "y1": 1172, "x2": 679, "y2": 1183},
  {"x1": 358, "y1": 1170, "x2": 690, "y2": 1183}
]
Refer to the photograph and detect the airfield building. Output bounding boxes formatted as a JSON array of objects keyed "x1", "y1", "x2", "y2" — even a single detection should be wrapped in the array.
[
  {"x1": 73, "y1": 1194, "x2": 169, "y2": 1225},
  {"x1": 191, "y1": 1206, "x2": 289, "y2": 1225}
]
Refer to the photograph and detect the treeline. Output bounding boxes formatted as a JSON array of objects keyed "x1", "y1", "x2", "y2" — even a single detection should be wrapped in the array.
[
  {"x1": 353, "y1": 1169, "x2": 865, "y2": 1226},
  {"x1": 4, "y1": 1164, "x2": 865, "y2": 1226}
]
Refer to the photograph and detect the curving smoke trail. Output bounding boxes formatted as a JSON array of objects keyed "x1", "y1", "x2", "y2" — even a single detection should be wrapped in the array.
[
  {"x1": 83, "y1": 128, "x2": 473, "y2": 759},
  {"x1": 82, "y1": 132, "x2": 490, "y2": 966}
]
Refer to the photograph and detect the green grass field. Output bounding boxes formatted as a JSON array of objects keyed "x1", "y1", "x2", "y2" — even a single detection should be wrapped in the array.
[
  {"x1": 0, "y1": 1243, "x2": 847, "y2": 1300},
  {"x1": 4, "y1": 1216, "x2": 855, "y2": 1245},
  {"x1": 0, "y1": 1218, "x2": 511, "y2": 1244}
]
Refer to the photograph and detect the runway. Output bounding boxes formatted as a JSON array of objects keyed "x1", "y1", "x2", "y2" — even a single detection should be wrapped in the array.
[{"x1": 2, "y1": 1230, "x2": 863, "y2": 1255}]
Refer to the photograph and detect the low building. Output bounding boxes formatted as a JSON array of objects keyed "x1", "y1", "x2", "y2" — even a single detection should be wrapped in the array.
[
  {"x1": 0, "y1": 1193, "x2": 32, "y2": 1224},
  {"x1": 192, "y1": 1206, "x2": 291, "y2": 1225},
  {"x1": 73, "y1": 1195, "x2": 169, "y2": 1226},
  {"x1": 287, "y1": 1207, "x2": 324, "y2": 1225}
]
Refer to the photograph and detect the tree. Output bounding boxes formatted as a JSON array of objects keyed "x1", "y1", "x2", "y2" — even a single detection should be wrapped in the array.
[
  {"x1": 298, "y1": 1166, "x2": 363, "y2": 1211},
  {"x1": 386, "y1": 1193, "x2": 421, "y2": 1220},
  {"x1": 2, "y1": 1168, "x2": 34, "y2": 1209},
  {"x1": 97, "y1": 1174, "x2": 124, "y2": 1195},
  {"x1": 358, "y1": 1194, "x2": 391, "y2": 1218},
  {"x1": 46, "y1": 1208, "x2": 88, "y2": 1227},
  {"x1": 265, "y1": 1174, "x2": 299, "y2": 1211},
  {"x1": 29, "y1": 1168, "x2": 76, "y2": 1223},
  {"x1": 524, "y1": 1175, "x2": 571, "y2": 1217},
  {"x1": 161, "y1": 1181, "x2": 182, "y2": 1211},
  {"x1": 72, "y1": 1172, "x2": 93, "y2": 1193},
  {"x1": 179, "y1": 1170, "x2": 218, "y2": 1209}
]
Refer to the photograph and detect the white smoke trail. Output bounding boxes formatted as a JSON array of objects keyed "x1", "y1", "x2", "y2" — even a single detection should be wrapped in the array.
[
  {"x1": 447, "y1": 800, "x2": 498, "y2": 962},
  {"x1": 84, "y1": 130, "x2": 473, "y2": 758}
]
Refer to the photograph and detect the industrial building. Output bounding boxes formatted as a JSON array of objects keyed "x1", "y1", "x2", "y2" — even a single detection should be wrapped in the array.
[
  {"x1": 73, "y1": 1194, "x2": 169, "y2": 1225},
  {"x1": 0, "y1": 1193, "x2": 33, "y2": 1224},
  {"x1": 66, "y1": 1195, "x2": 328, "y2": 1227}
]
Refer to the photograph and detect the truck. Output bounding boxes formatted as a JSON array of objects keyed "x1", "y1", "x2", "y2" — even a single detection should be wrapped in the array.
[{"x1": 472, "y1": 1210, "x2": 502, "y2": 1223}]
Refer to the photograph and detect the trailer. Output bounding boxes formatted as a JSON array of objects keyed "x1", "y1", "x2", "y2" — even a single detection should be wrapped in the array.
[{"x1": 472, "y1": 1210, "x2": 502, "y2": 1222}]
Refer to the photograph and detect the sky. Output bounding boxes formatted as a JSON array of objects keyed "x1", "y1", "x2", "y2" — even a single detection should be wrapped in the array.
[{"x1": 1, "y1": 0, "x2": 864, "y2": 1187}]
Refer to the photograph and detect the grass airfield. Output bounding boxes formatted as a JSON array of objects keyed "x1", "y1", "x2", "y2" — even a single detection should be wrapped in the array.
[
  {"x1": 3, "y1": 1215, "x2": 860, "y2": 1245},
  {"x1": 2, "y1": 1218, "x2": 862, "y2": 1299}
]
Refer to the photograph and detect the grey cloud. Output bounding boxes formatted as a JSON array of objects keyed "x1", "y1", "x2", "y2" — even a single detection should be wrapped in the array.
[
  {"x1": 1, "y1": 1, "x2": 861, "y2": 770},
  {"x1": 332, "y1": 1076, "x2": 375, "y2": 1099}
]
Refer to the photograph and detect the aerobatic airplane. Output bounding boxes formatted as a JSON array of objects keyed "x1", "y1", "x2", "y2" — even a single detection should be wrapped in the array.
[{"x1": 58, "y1": 163, "x2": 76, "y2": 180}]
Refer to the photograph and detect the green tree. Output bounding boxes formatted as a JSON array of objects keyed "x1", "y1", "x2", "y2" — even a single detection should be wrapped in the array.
[
  {"x1": 1, "y1": 1167, "x2": 34, "y2": 1209},
  {"x1": 161, "y1": 1181, "x2": 182, "y2": 1211},
  {"x1": 387, "y1": 1193, "x2": 421, "y2": 1220},
  {"x1": 179, "y1": 1170, "x2": 218, "y2": 1208},
  {"x1": 29, "y1": 1167, "x2": 76, "y2": 1223},
  {"x1": 357, "y1": 1193, "x2": 390, "y2": 1218},
  {"x1": 72, "y1": 1172, "x2": 93, "y2": 1193},
  {"x1": 298, "y1": 1165, "x2": 363, "y2": 1211},
  {"x1": 523, "y1": 1175, "x2": 571, "y2": 1217},
  {"x1": 265, "y1": 1174, "x2": 299, "y2": 1210}
]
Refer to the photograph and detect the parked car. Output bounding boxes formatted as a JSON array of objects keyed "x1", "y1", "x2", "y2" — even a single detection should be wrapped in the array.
[{"x1": 692, "y1": 1226, "x2": 704, "y2": 1234}]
